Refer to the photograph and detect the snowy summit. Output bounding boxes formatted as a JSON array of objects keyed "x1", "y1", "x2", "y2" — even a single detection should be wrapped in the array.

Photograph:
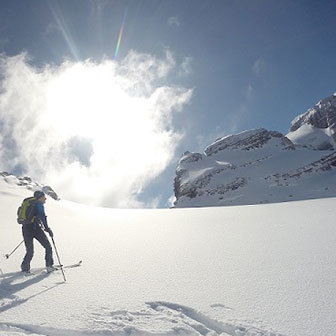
[
  {"x1": 173, "y1": 93, "x2": 336, "y2": 208},
  {"x1": 287, "y1": 93, "x2": 336, "y2": 150}
]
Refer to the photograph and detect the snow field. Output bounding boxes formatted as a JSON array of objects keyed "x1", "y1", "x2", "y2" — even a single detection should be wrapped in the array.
[{"x1": 1, "y1": 180, "x2": 336, "y2": 335}]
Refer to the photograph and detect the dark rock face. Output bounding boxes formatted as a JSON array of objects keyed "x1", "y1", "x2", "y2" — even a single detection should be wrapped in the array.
[
  {"x1": 173, "y1": 152, "x2": 204, "y2": 200},
  {"x1": 316, "y1": 141, "x2": 334, "y2": 150},
  {"x1": 174, "y1": 169, "x2": 187, "y2": 200},
  {"x1": 207, "y1": 177, "x2": 247, "y2": 197},
  {"x1": 174, "y1": 166, "x2": 233, "y2": 202},
  {"x1": 179, "y1": 152, "x2": 203, "y2": 164},
  {"x1": 290, "y1": 94, "x2": 336, "y2": 145},
  {"x1": 42, "y1": 185, "x2": 60, "y2": 200},
  {"x1": 265, "y1": 152, "x2": 336, "y2": 185}
]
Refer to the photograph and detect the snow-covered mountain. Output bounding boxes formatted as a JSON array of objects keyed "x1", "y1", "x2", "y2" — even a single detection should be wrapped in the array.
[
  {"x1": 1, "y1": 174, "x2": 336, "y2": 336},
  {"x1": 0, "y1": 171, "x2": 59, "y2": 200},
  {"x1": 173, "y1": 94, "x2": 336, "y2": 208},
  {"x1": 287, "y1": 93, "x2": 336, "y2": 150}
]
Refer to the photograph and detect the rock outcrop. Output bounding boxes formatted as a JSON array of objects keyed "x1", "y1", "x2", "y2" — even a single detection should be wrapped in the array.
[
  {"x1": 173, "y1": 94, "x2": 336, "y2": 208},
  {"x1": 205, "y1": 128, "x2": 295, "y2": 155},
  {"x1": 0, "y1": 171, "x2": 59, "y2": 200},
  {"x1": 287, "y1": 93, "x2": 336, "y2": 150}
]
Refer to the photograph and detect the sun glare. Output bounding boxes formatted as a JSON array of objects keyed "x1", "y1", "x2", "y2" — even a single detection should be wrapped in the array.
[
  {"x1": 46, "y1": 63, "x2": 136, "y2": 138},
  {"x1": 0, "y1": 52, "x2": 191, "y2": 207},
  {"x1": 43, "y1": 60, "x2": 179, "y2": 178}
]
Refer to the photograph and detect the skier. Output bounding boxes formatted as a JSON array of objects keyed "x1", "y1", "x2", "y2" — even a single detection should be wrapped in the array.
[{"x1": 21, "y1": 190, "x2": 55, "y2": 274}]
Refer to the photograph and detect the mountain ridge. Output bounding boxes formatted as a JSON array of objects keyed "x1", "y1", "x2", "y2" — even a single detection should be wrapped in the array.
[{"x1": 173, "y1": 93, "x2": 336, "y2": 208}]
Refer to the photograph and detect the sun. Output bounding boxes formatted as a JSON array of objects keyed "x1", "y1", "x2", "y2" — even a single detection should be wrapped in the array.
[
  {"x1": 43, "y1": 59, "x2": 171, "y2": 169},
  {"x1": 45, "y1": 61, "x2": 142, "y2": 140}
]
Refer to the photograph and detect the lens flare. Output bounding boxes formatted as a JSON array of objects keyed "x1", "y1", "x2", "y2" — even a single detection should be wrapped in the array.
[
  {"x1": 114, "y1": 8, "x2": 128, "y2": 61},
  {"x1": 48, "y1": 1, "x2": 80, "y2": 61}
]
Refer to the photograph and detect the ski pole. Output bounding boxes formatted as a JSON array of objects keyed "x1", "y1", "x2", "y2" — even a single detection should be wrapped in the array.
[
  {"x1": 4, "y1": 240, "x2": 24, "y2": 259},
  {"x1": 51, "y1": 237, "x2": 67, "y2": 282}
]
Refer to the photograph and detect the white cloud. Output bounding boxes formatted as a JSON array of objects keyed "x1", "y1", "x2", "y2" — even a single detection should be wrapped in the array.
[
  {"x1": 0, "y1": 51, "x2": 192, "y2": 208},
  {"x1": 90, "y1": 0, "x2": 109, "y2": 16},
  {"x1": 252, "y1": 58, "x2": 265, "y2": 76},
  {"x1": 246, "y1": 84, "x2": 253, "y2": 100},
  {"x1": 168, "y1": 16, "x2": 180, "y2": 27},
  {"x1": 180, "y1": 57, "x2": 192, "y2": 76},
  {"x1": 167, "y1": 195, "x2": 176, "y2": 208},
  {"x1": 44, "y1": 22, "x2": 59, "y2": 36}
]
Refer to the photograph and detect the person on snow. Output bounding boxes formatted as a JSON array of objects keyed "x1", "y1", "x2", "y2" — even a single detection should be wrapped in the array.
[{"x1": 21, "y1": 190, "x2": 55, "y2": 274}]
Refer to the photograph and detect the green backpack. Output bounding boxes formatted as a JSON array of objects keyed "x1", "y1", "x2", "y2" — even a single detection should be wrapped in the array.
[{"x1": 17, "y1": 197, "x2": 37, "y2": 225}]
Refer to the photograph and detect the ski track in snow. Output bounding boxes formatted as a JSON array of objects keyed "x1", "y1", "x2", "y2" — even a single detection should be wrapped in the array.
[
  {"x1": 0, "y1": 298, "x2": 283, "y2": 336},
  {"x1": 0, "y1": 260, "x2": 284, "y2": 335},
  {"x1": 0, "y1": 258, "x2": 283, "y2": 336}
]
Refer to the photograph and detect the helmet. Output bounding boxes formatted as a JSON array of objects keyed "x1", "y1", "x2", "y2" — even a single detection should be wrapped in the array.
[{"x1": 34, "y1": 190, "x2": 45, "y2": 199}]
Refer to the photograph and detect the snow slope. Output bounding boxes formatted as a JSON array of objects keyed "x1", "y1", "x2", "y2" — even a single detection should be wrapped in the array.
[
  {"x1": 287, "y1": 93, "x2": 336, "y2": 149},
  {"x1": 174, "y1": 129, "x2": 336, "y2": 208},
  {"x1": 1, "y1": 179, "x2": 336, "y2": 336}
]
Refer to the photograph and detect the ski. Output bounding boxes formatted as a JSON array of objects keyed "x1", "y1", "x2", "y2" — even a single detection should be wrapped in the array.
[
  {"x1": 53, "y1": 260, "x2": 82, "y2": 270},
  {"x1": 1, "y1": 261, "x2": 82, "y2": 279},
  {"x1": 26, "y1": 260, "x2": 82, "y2": 275}
]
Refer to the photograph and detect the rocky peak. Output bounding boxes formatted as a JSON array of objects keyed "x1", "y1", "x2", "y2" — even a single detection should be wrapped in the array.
[
  {"x1": 204, "y1": 128, "x2": 294, "y2": 156},
  {"x1": 179, "y1": 151, "x2": 203, "y2": 165},
  {"x1": 289, "y1": 93, "x2": 336, "y2": 149},
  {"x1": 290, "y1": 94, "x2": 336, "y2": 132}
]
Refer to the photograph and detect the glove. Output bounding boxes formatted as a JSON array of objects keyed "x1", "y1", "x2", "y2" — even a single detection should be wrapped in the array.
[{"x1": 45, "y1": 227, "x2": 54, "y2": 238}]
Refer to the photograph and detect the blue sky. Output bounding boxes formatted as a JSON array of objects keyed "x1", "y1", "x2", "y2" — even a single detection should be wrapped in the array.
[{"x1": 0, "y1": 0, "x2": 335, "y2": 207}]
